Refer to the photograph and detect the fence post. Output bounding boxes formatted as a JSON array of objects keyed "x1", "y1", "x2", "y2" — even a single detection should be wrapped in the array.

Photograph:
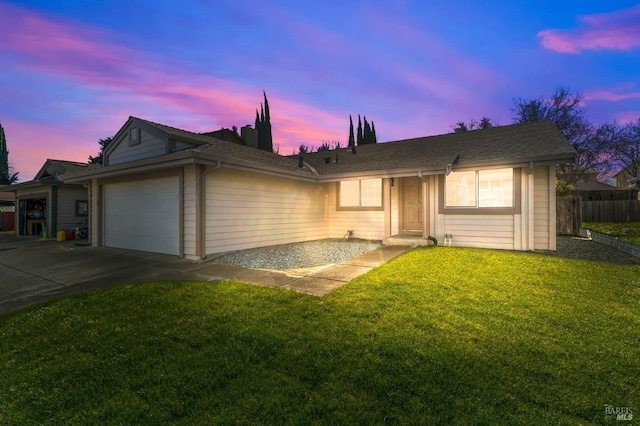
[{"x1": 556, "y1": 196, "x2": 582, "y2": 235}]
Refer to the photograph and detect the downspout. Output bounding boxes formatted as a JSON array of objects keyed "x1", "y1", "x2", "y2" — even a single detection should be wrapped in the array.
[
  {"x1": 527, "y1": 162, "x2": 535, "y2": 250},
  {"x1": 51, "y1": 186, "x2": 58, "y2": 237}
]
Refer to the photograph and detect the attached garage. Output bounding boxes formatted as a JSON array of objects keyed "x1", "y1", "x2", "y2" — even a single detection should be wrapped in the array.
[{"x1": 103, "y1": 176, "x2": 180, "y2": 255}]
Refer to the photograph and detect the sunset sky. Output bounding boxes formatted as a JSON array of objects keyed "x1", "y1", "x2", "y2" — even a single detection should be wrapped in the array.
[{"x1": 1, "y1": 1, "x2": 639, "y2": 180}]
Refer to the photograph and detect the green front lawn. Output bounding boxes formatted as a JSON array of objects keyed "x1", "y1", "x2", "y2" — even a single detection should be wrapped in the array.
[
  {"x1": 583, "y1": 222, "x2": 640, "y2": 244},
  {"x1": 1, "y1": 248, "x2": 638, "y2": 424}
]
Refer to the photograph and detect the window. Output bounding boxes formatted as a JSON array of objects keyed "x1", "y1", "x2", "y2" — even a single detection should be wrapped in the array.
[
  {"x1": 339, "y1": 178, "x2": 382, "y2": 209},
  {"x1": 128, "y1": 127, "x2": 140, "y2": 146},
  {"x1": 445, "y1": 168, "x2": 513, "y2": 208}
]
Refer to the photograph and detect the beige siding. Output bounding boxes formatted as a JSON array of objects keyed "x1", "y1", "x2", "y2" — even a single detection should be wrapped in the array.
[
  {"x1": 533, "y1": 166, "x2": 550, "y2": 249},
  {"x1": 183, "y1": 165, "x2": 197, "y2": 257},
  {"x1": 205, "y1": 169, "x2": 329, "y2": 254},
  {"x1": 443, "y1": 215, "x2": 515, "y2": 249},
  {"x1": 325, "y1": 183, "x2": 385, "y2": 240},
  {"x1": 108, "y1": 128, "x2": 167, "y2": 165},
  {"x1": 391, "y1": 183, "x2": 399, "y2": 235},
  {"x1": 56, "y1": 187, "x2": 88, "y2": 232},
  {"x1": 90, "y1": 180, "x2": 99, "y2": 246}
]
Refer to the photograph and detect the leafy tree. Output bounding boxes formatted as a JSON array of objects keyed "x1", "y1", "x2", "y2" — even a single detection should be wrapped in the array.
[
  {"x1": 605, "y1": 119, "x2": 640, "y2": 184},
  {"x1": 317, "y1": 142, "x2": 331, "y2": 152},
  {"x1": 451, "y1": 117, "x2": 495, "y2": 133},
  {"x1": 348, "y1": 115, "x2": 355, "y2": 147},
  {"x1": 555, "y1": 179, "x2": 575, "y2": 196},
  {"x1": 317, "y1": 140, "x2": 341, "y2": 151},
  {"x1": 357, "y1": 115, "x2": 363, "y2": 146},
  {"x1": 297, "y1": 144, "x2": 310, "y2": 154},
  {"x1": 0, "y1": 121, "x2": 19, "y2": 184},
  {"x1": 511, "y1": 87, "x2": 602, "y2": 185},
  {"x1": 88, "y1": 136, "x2": 113, "y2": 165},
  {"x1": 452, "y1": 121, "x2": 469, "y2": 133}
]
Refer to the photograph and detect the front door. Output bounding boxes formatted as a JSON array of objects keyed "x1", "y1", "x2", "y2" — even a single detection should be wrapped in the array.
[{"x1": 401, "y1": 177, "x2": 422, "y2": 236}]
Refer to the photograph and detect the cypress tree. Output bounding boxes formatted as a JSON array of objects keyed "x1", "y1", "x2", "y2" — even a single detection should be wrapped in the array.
[
  {"x1": 254, "y1": 92, "x2": 273, "y2": 152},
  {"x1": 371, "y1": 121, "x2": 377, "y2": 143},
  {"x1": 0, "y1": 122, "x2": 8, "y2": 184},
  {"x1": 263, "y1": 91, "x2": 273, "y2": 152},
  {"x1": 0, "y1": 122, "x2": 18, "y2": 184},
  {"x1": 348, "y1": 115, "x2": 355, "y2": 147},
  {"x1": 357, "y1": 115, "x2": 363, "y2": 146},
  {"x1": 363, "y1": 116, "x2": 372, "y2": 144}
]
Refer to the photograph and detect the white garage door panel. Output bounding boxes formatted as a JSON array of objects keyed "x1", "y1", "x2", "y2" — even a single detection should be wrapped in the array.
[{"x1": 104, "y1": 177, "x2": 180, "y2": 255}]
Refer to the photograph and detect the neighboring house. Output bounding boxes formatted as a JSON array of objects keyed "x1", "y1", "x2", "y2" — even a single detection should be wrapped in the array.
[
  {"x1": 614, "y1": 165, "x2": 640, "y2": 189},
  {"x1": 1, "y1": 160, "x2": 97, "y2": 237},
  {"x1": 0, "y1": 185, "x2": 15, "y2": 231},
  {"x1": 574, "y1": 170, "x2": 617, "y2": 190},
  {"x1": 67, "y1": 117, "x2": 576, "y2": 259}
]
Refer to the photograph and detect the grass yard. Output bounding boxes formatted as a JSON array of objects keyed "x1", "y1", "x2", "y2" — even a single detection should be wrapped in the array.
[
  {"x1": 1, "y1": 247, "x2": 638, "y2": 424},
  {"x1": 583, "y1": 222, "x2": 640, "y2": 244}
]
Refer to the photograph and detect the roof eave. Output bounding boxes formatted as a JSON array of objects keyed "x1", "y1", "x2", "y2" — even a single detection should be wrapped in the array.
[
  {"x1": 66, "y1": 150, "x2": 317, "y2": 182},
  {"x1": 314, "y1": 153, "x2": 576, "y2": 182}
]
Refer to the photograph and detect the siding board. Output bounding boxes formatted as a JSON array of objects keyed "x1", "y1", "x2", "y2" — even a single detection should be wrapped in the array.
[
  {"x1": 56, "y1": 187, "x2": 88, "y2": 232},
  {"x1": 533, "y1": 167, "x2": 550, "y2": 249},
  {"x1": 183, "y1": 165, "x2": 197, "y2": 256},
  {"x1": 108, "y1": 128, "x2": 167, "y2": 165},
  {"x1": 205, "y1": 169, "x2": 329, "y2": 254},
  {"x1": 443, "y1": 214, "x2": 515, "y2": 250}
]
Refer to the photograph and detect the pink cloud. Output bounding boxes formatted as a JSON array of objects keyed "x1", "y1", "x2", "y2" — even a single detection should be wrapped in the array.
[
  {"x1": 585, "y1": 89, "x2": 640, "y2": 102},
  {"x1": 0, "y1": 3, "x2": 360, "y2": 171},
  {"x1": 538, "y1": 5, "x2": 640, "y2": 53},
  {"x1": 2, "y1": 118, "x2": 99, "y2": 181},
  {"x1": 615, "y1": 111, "x2": 640, "y2": 124}
]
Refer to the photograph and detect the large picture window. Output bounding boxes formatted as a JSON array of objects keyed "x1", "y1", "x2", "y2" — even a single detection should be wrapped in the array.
[
  {"x1": 445, "y1": 168, "x2": 513, "y2": 208},
  {"x1": 339, "y1": 178, "x2": 382, "y2": 209}
]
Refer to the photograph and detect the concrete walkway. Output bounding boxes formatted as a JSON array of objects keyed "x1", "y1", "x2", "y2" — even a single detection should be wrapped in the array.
[{"x1": 0, "y1": 235, "x2": 411, "y2": 315}]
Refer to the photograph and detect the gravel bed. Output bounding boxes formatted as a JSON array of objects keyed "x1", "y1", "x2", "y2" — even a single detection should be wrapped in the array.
[
  {"x1": 212, "y1": 235, "x2": 639, "y2": 271},
  {"x1": 212, "y1": 239, "x2": 383, "y2": 270},
  {"x1": 537, "y1": 235, "x2": 640, "y2": 265}
]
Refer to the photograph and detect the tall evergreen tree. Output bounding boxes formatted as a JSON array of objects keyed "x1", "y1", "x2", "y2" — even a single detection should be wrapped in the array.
[
  {"x1": 348, "y1": 115, "x2": 355, "y2": 147},
  {"x1": 357, "y1": 115, "x2": 363, "y2": 146},
  {"x1": 0, "y1": 121, "x2": 19, "y2": 184},
  {"x1": 363, "y1": 116, "x2": 372, "y2": 144},
  {"x1": 254, "y1": 91, "x2": 273, "y2": 152},
  {"x1": 371, "y1": 121, "x2": 377, "y2": 143},
  {"x1": 88, "y1": 136, "x2": 113, "y2": 165}
]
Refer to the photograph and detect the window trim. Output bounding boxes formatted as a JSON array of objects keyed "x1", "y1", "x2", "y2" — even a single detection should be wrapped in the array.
[
  {"x1": 336, "y1": 179, "x2": 384, "y2": 211},
  {"x1": 439, "y1": 168, "x2": 521, "y2": 215}
]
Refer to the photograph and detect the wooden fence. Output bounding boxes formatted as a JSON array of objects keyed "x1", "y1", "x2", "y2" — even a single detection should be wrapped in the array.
[
  {"x1": 557, "y1": 190, "x2": 640, "y2": 234},
  {"x1": 574, "y1": 189, "x2": 638, "y2": 201},
  {"x1": 582, "y1": 200, "x2": 640, "y2": 223},
  {"x1": 557, "y1": 196, "x2": 582, "y2": 235}
]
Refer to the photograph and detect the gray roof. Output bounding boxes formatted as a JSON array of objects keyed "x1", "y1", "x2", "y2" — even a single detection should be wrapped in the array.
[
  {"x1": 1, "y1": 159, "x2": 99, "y2": 191},
  {"x1": 68, "y1": 119, "x2": 576, "y2": 182},
  {"x1": 300, "y1": 121, "x2": 576, "y2": 178},
  {"x1": 132, "y1": 116, "x2": 317, "y2": 177}
]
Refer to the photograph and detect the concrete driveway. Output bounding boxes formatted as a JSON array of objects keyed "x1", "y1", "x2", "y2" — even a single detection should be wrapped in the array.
[
  {"x1": 0, "y1": 238, "x2": 210, "y2": 315},
  {"x1": 0, "y1": 235, "x2": 411, "y2": 315}
]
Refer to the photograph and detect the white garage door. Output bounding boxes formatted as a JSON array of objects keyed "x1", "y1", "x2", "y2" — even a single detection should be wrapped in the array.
[{"x1": 103, "y1": 177, "x2": 180, "y2": 255}]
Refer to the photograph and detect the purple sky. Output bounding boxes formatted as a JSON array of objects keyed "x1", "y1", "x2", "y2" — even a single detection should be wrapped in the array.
[{"x1": 1, "y1": 1, "x2": 639, "y2": 180}]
